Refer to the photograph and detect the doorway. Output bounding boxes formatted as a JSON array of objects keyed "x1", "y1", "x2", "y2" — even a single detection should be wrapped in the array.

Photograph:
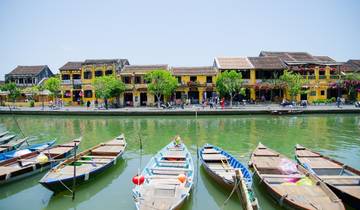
[
  {"x1": 124, "y1": 93, "x2": 133, "y2": 106},
  {"x1": 140, "y1": 92, "x2": 147, "y2": 106}
]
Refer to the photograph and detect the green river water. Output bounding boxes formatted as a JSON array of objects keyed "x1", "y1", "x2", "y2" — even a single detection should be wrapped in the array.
[{"x1": 0, "y1": 114, "x2": 359, "y2": 210}]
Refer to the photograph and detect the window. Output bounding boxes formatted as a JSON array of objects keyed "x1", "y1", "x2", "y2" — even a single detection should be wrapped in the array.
[
  {"x1": 27, "y1": 78, "x2": 32, "y2": 84},
  {"x1": 123, "y1": 76, "x2": 131, "y2": 84},
  {"x1": 320, "y1": 90, "x2": 325, "y2": 96},
  {"x1": 83, "y1": 71, "x2": 92, "y2": 79},
  {"x1": 95, "y1": 71, "x2": 103, "y2": 77},
  {"x1": 177, "y1": 76, "x2": 181, "y2": 84},
  {"x1": 72, "y1": 74, "x2": 81, "y2": 79},
  {"x1": 84, "y1": 90, "x2": 93, "y2": 98},
  {"x1": 190, "y1": 76, "x2": 197, "y2": 82},
  {"x1": 105, "y1": 70, "x2": 113, "y2": 75},
  {"x1": 206, "y1": 76, "x2": 212, "y2": 83},
  {"x1": 19, "y1": 78, "x2": 23, "y2": 84},
  {"x1": 62, "y1": 74, "x2": 70, "y2": 80},
  {"x1": 63, "y1": 90, "x2": 71, "y2": 98},
  {"x1": 319, "y1": 70, "x2": 325, "y2": 75},
  {"x1": 135, "y1": 76, "x2": 142, "y2": 84}
]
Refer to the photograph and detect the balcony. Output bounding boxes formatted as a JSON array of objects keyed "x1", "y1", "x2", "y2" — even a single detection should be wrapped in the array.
[
  {"x1": 330, "y1": 75, "x2": 339, "y2": 80},
  {"x1": 135, "y1": 83, "x2": 147, "y2": 90},
  {"x1": 125, "y1": 84, "x2": 134, "y2": 90},
  {"x1": 319, "y1": 75, "x2": 326, "y2": 80},
  {"x1": 308, "y1": 75, "x2": 315, "y2": 80},
  {"x1": 61, "y1": 80, "x2": 71, "y2": 85},
  {"x1": 73, "y1": 79, "x2": 82, "y2": 85},
  {"x1": 187, "y1": 81, "x2": 199, "y2": 86}
]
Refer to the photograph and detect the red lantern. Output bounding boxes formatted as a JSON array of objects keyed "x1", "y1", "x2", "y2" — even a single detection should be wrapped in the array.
[
  {"x1": 178, "y1": 174, "x2": 187, "y2": 183},
  {"x1": 132, "y1": 175, "x2": 145, "y2": 185}
]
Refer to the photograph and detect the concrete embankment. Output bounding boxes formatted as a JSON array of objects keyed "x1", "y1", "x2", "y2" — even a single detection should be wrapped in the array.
[{"x1": 0, "y1": 106, "x2": 359, "y2": 116}]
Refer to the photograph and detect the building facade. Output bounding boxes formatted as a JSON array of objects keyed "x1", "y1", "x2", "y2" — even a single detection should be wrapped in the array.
[
  {"x1": 5, "y1": 65, "x2": 53, "y2": 87},
  {"x1": 56, "y1": 51, "x2": 359, "y2": 106},
  {"x1": 60, "y1": 59, "x2": 129, "y2": 104},
  {"x1": 119, "y1": 64, "x2": 169, "y2": 107},
  {"x1": 171, "y1": 66, "x2": 217, "y2": 104}
]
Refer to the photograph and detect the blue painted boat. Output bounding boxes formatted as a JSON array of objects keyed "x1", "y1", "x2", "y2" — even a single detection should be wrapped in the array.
[
  {"x1": 0, "y1": 137, "x2": 28, "y2": 154},
  {"x1": 0, "y1": 139, "x2": 56, "y2": 161},
  {"x1": 132, "y1": 138, "x2": 194, "y2": 210},
  {"x1": 200, "y1": 144, "x2": 258, "y2": 209},
  {"x1": 0, "y1": 138, "x2": 81, "y2": 185}
]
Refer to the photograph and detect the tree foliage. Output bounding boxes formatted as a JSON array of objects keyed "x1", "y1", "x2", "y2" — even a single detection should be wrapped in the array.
[
  {"x1": 279, "y1": 70, "x2": 306, "y2": 101},
  {"x1": 215, "y1": 70, "x2": 245, "y2": 107},
  {"x1": 342, "y1": 73, "x2": 360, "y2": 101},
  {"x1": 145, "y1": 70, "x2": 178, "y2": 108},
  {"x1": 1, "y1": 82, "x2": 20, "y2": 102},
  {"x1": 44, "y1": 77, "x2": 61, "y2": 99},
  {"x1": 93, "y1": 75, "x2": 125, "y2": 100}
]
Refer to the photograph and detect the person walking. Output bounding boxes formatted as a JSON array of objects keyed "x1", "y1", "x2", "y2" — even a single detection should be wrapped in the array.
[
  {"x1": 86, "y1": 101, "x2": 91, "y2": 110},
  {"x1": 336, "y1": 97, "x2": 341, "y2": 108},
  {"x1": 220, "y1": 97, "x2": 225, "y2": 110}
]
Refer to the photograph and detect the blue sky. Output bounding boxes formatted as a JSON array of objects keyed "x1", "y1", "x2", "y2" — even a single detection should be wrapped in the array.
[{"x1": 0, "y1": 0, "x2": 359, "y2": 80}]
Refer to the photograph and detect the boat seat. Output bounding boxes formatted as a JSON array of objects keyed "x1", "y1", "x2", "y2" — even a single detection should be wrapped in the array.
[
  {"x1": 158, "y1": 160, "x2": 186, "y2": 164},
  {"x1": 82, "y1": 155, "x2": 116, "y2": 159},
  {"x1": 319, "y1": 175, "x2": 360, "y2": 180},
  {"x1": 151, "y1": 167, "x2": 190, "y2": 172},
  {"x1": 261, "y1": 174, "x2": 305, "y2": 178},
  {"x1": 202, "y1": 154, "x2": 227, "y2": 161},
  {"x1": 76, "y1": 160, "x2": 109, "y2": 164}
]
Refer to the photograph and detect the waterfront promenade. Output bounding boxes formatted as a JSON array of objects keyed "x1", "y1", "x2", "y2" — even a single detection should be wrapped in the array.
[{"x1": 0, "y1": 104, "x2": 359, "y2": 116}]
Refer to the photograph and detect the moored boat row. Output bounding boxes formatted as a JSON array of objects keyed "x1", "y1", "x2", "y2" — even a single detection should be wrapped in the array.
[{"x1": 0, "y1": 132, "x2": 358, "y2": 210}]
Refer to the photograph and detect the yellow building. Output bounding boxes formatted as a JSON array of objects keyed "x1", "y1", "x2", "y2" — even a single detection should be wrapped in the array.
[
  {"x1": 60, "y1": 59, "x2": 129, "y2": 105},
  {"x1": 59, "y1": 62, "x2": 83, "y2": 104},
  {"x1": 214, "y1": 57, "x2": 255, "y2": 100},
  {"x1": 119, "y1": 64, "x2": 169, "y2": 107},
  {"x1": 171, "y1": 66, "x2": 217, "y2": 104},
  {"x1": 214, "y1": 52, "x2": 344, "y2": 103}
]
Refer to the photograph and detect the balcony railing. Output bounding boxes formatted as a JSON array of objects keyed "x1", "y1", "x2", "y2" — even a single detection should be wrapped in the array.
[
  {"x1": 308, "y1": 75, "x2": 315, "y2": 80},
  {"x1": 319, "y1": 75, "x2": 326, "y2": 79},
  {"x1": 187, "y1": 81, "x2": 199, "y2": 86},
  {"x1": 330, "y1": 75, "x2": 339, "y2": 80},
  {"x1": 61, "y1": 80, "x2": 71, "y2": 85},
  {"x1": 73, "y1": 79, "x2": 82, "y2": 84}
]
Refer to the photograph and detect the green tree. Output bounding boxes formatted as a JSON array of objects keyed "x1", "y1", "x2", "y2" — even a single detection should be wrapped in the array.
[
  {"x1": 93, "y1": 75, "x2": 125, "y2": 109},
  {"x1": 44, "y1": 77, "x2": 61, "y2": 100},
  {"x1": 279, "y1": 70, "x2": 306, "y2": 101},
  {"x1": 215, "y1": 70, "x2": 245, "y2": 108},
  {"x1": 145, "y1": 70, "x2": 178, "y2": 108},
  {"x1": 1, "y1": 82, "x2": 21, "y2": 106}
]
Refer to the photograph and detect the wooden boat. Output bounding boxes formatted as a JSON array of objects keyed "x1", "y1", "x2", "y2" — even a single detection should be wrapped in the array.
[
  {"x1": 249, "y1": 143, "x2": 345, "y2": 210},
  {"x1": 0, "y1": 139, "x2": 56, "y2": 161},
  {"x1": 132, "y1": 137, "x2": 194, "y2": 210},
  {"x1": 271, "y1": 109, "x2": 303, "y2": 115},
  {"x1": 0, "y1": 131, "x2": 9, "y2": 138},
  {"x1": 39, "y1": 134, "x2": 126, "y2": 193},
  {"x1": 0, "y1": 138, "x2": 81, "y2": 185},
  {"x1": 0, "y1": 137, "x2": 28, "y2": 154},
  {"x1": 295, "y1": 144, "x2": 360, "y2": 209},
  {"x1": 199, "y1": 144, "x2": 259, "y2": 210},
  {"x1": 0, "y1": 134, "x2": 16, "y2": 145}
]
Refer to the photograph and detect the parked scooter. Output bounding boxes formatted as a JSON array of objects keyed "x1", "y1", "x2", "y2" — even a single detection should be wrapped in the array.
[{"x1": 161, "y1": 102, "x2": 175, "y2": 109}]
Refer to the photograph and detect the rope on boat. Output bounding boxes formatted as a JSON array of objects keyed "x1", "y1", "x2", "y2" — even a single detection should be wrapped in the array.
[
  {"x1": 221, "y1": 174, "x2": 241, "y2": 209},
  {"x1": 8, "y1": 105, "x2": 28, "y2": 145}
]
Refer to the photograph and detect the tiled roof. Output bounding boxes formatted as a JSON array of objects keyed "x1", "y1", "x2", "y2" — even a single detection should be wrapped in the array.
[
  {"x1": 120, "y1": 64, "x2": 169, "y2": 74},
  {"x1": 7, "y1": 65, "x2": 48, "y2": 75},
  {"x1": 313, "y1": 56, "x2": 335, "y2": 62},
  {"x1": 59, "y1": 61, "x2": 82, "y2": 71},
  {"x1": 171, "y1": 66, "x2": 217, "y2": 76},
  {"x1": 248, "y1": 56, "x2": 286, "y2": 70},
  {"x1": 84, "y1": 59, "x2": 129, "y2": 65},
  {"x1": 260, "y1": 51, "x2": 338, "y2": 65},
  {"x1": 214, "y1": 57, "x2": 254, "y2": 69},
  {"x1": 341, "y1": 59, "x2": 360, "y2": 72}
]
